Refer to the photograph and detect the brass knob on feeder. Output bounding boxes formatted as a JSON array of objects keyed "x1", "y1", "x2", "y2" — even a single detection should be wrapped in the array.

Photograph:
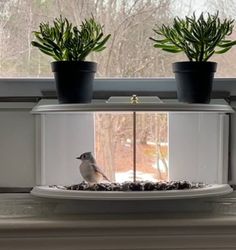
[{"x1": 130, "y1": 95, "x2": 139, "y2": 104}]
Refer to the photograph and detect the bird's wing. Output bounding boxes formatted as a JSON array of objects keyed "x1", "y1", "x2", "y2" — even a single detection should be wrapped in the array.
[{"x1": 91, "y1": 164, "x2": 110, "y2": 182}]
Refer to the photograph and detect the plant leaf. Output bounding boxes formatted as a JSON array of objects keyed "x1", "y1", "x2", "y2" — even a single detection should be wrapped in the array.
[{"x1": 150, "y1": 11, "x2": 236, "y2": 61}]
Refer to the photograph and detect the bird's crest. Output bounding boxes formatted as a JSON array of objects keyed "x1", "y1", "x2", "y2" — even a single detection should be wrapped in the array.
[{"x1": 77, "y1": 152, "x2": 95, "y2": 163}]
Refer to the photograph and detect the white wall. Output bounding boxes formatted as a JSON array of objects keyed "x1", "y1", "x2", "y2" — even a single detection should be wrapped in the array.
[
  {"x1": 229, "y1": 101, "x2": 236, "y2": 185},
  {"x1": 0, "y1": 103, "x2": 36, "y2": 187}
]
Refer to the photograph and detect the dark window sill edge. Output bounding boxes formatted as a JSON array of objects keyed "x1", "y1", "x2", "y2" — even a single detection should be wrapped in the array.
[
  {"x1": 0, "y1": 91, "x2": 232, "y2": 103},
  {"x1": 0, "y1": 78, "x2": 236, "y2": 97}
]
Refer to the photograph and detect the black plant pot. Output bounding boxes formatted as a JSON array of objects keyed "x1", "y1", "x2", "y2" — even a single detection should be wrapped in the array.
[
  {"x1": 51, "y1": 61, "x2": 97, "y2": 104},
  {"x1": 172, "y1": 61, "x2": 217, "y2": 104}
]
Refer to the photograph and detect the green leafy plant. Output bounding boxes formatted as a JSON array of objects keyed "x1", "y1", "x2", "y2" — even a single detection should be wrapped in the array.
[
  {"x1": 31, "y1": 15, "x2": 111, "y2": 61},
  {"x1": 150, "y1": 12, "x2": 236, "y2": 62}
]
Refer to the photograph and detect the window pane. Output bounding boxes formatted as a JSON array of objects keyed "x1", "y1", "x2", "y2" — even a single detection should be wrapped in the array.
[
  {"x1": 95, "y1": 112, "x2": 168, "y2": 182},
  {"x1": 1, "y1": 0, "x2": 236, "y2": 77},
  {"x1": 95, "y1": 112, "x2": 134, "y2": 182},
  {"x1": 136, "y1": 112, "x2": 168, "y2": 182}
]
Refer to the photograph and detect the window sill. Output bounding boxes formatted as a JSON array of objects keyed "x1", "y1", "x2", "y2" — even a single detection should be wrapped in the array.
[
  {"x1": 1, "y1": 192, "x2": 236, "y2": 217},
  {"x1": 0, "y1": 193, "x2": 236, "y2": 249}
]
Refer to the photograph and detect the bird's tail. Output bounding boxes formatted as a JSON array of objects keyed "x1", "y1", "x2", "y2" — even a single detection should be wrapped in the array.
[{"x1": 102, "y1": 173, "x2": 111, "y2": 182}]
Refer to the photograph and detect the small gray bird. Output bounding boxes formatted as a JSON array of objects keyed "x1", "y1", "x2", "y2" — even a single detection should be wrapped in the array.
[{"x1": 76, "y1": 152, "x2": 110, "y2": 184}]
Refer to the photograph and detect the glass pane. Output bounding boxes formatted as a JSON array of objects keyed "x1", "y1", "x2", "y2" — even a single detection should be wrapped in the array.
[
  {"x1": 95, "y1": 112, "x2": 134, "y2": 182},
  {"x1": 1, "y1": 0, "x2": 236, "y2": 77},
  {"x1": 136, "y1": 112, "x2": 168, "y2": 182},
  {"x1": 95, "y1": 112, "x2": 168, "y2": 182}
]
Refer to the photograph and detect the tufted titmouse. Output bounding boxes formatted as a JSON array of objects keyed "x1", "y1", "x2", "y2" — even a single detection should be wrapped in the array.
[{"x1": 76, "y1": 152, "x2": 110, "y2": 184}]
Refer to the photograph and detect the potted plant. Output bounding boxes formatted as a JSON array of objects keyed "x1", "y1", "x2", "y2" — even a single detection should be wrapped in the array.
[
  {"x1": 32, "y1": 16, "x2": 111, "y2": 103},
  {"x1": 150, "y1": 12, "x2": 236, "y2": 103}
]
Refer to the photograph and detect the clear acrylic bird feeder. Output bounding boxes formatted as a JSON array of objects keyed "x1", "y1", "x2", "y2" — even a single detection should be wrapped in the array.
[{"x1": 31, "y1": 96, "x2": 233, "y2": 193}]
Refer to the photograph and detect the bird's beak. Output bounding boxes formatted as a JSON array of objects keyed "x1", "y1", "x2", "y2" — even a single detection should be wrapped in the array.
[{"x1": 76, "y1": 156, "x2": 81, "y2": 160}]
